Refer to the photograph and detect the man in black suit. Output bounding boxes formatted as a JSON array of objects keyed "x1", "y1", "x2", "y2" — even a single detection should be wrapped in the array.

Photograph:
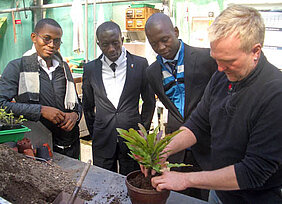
[
  {"x1": 82, "y1": 21, "x2": 155, "y2": 175},
  {"x1": 145, "y1": 13, "x2": 217, "y2": 199}
]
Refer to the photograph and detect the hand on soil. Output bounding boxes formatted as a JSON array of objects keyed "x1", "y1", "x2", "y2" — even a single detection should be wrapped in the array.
[{"x1": 151, "y1": 171, "x2": 188, "y2": 192}]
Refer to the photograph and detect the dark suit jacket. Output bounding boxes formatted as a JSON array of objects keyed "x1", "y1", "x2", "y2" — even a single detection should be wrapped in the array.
[
  {"x1": 82, "y1": 51, "x2": 156, "y2": 158},
  {"x1": 146, "y1": 43, "x2": 217, "y2": 169}
]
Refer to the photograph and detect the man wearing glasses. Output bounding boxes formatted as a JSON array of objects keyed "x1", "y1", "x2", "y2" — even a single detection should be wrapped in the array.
[{"x1": 0, "y1": 18, "x2": 82, "y2": 159}]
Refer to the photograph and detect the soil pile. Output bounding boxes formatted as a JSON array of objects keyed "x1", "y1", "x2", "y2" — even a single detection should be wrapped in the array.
[{"x1": 0, "y1": 144, "x2": 93, "y2": 203}]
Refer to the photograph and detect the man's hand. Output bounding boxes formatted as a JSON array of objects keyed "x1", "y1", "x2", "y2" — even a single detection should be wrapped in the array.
[
  {"x1": 58, "y1": 112, "x2": 78, "y2": 131},
  {"x1": 152, "y1": 166, "x2": 240, "y2": 192},
  {"x1": 151, "y1": 171, "x2": 189, "y2": 192},
  {"x1": 41, "y1": 106, "x2": 65, "y2": 125}
]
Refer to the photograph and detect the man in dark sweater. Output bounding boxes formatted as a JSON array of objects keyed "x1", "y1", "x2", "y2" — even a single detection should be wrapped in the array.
[
  {"x1": 0, "y1": 18, "x2": 82, "y2": 159},
  {"x1": 147, "y1": 5, "x2": 282, "y2": 204}
]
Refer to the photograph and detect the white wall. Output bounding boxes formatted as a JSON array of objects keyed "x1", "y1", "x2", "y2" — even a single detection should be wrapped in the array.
[{"x1": 225, "y1": 0, "x2": 282, "y2": 10}]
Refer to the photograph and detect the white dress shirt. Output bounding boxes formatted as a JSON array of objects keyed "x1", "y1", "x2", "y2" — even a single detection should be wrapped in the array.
[
  {"x1": 101, "y1": 47, "x2": 127, "y2": 109},
  {"x1": 38, "y1": 56, "x2": 60, "y2": 80}
]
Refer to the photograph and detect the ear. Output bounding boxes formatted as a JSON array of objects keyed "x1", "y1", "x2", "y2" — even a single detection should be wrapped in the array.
[
  {"x1": 121, "y1": 36, "x2": 124, "y2": 44},
  {"x1": 174, "y1": 26, "x2": 179, "y2": 38},
  {"x1": 252, "y1": 43, "x2": 262, "y2": 59},
  {"x1": 31, "y1": 32, "x2": 37, "y2": 43}
]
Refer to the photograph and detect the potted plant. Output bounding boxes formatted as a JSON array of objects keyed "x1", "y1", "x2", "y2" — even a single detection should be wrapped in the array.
[
  {"x1": 0, "y1": 107, "x2": 30, "y2": 143},
  {"x1": 117, "y1": 123, "x2": 190, "y2": 204}
]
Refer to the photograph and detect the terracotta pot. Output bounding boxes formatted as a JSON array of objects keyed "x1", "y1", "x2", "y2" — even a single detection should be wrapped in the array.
[
  {"x1": 23, "y1": 149, "x2": 35, "y2": 157},
  {"x1": 17, "y1": 137, "x2": 32, "y2": 153},
  {"x1": 125, "y1": 170, "x2": 170, "y2": 204}
]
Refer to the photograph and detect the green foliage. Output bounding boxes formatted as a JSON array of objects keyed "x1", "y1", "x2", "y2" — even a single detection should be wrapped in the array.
[
  {"x1": 0, "y1": 107, "x2": 27, "y2": 125},
  {"x1": 117, "y1": 123, "x2": 191, "y2": 173}
]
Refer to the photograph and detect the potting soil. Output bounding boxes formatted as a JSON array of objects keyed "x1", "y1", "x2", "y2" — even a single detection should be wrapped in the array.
[
  {"x1": 128, "y1": 171, "x2": 155, "y2": 190},
  {"x1": 0, "y1": 144, "x2": 94, "y2": 203}
]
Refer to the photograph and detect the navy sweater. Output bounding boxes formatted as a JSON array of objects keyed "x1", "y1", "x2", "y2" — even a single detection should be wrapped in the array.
[{"x1": 184, "y1": 53, "x2": 282, "y2": 203}]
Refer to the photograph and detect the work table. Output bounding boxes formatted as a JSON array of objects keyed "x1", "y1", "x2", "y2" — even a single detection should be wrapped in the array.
[{"x1": 53, "y1": 153, "x2": 207, "y2": 204}]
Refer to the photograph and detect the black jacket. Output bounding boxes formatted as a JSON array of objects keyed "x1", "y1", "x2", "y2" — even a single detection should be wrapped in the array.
[
  {"x1": 82, "y1": 51, "x2": 156, "y2": 158},
  {"x1": 0, "y1": 55, "x2": 82, "y2": 146},
  {"x1": 146, "y1": 43, "x2": 217, "y2": 169}
]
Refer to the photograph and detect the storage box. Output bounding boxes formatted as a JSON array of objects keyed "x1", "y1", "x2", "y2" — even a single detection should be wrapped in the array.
[
  {"x1": 0, "y1": 125, "x2": 31, "y2": 143},
  {"x1": 69, "y1": 58, "x2": 85, "y2": 67},
  {"x1": 135, "y1": 19, "x2": 146, "y2": 29},
  {"x1": 125, "y1": 7, "x2": 159, "y2": 31},
  {"x1": 135, "y1": 8, "x2": 146, "y2": 18},
  {"x1": 131, "y1": 4, "x2": 155, "y2": 8},
  {"x1": 72, "y1": 67, "x2": 84, "y2": 74},
  {"x1": 126, "y1": 8, "x2": 135, "y2": 18},
  {"x1": 126, "y1": 19, "x2": 136, "y2": 30}
]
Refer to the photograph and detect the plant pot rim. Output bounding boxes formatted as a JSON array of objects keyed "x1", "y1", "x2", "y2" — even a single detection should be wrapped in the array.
[{"x1": 126, "y1": 170, "x2": 170, "y2": 195}]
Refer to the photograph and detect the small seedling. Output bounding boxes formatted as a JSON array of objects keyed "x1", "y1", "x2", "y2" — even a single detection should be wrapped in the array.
[{"x1": 0, "y1": 106, "x2": 27, "y2": 125}]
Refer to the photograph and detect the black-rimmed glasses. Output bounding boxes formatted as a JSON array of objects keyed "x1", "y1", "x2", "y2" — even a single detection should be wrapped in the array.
[{"x1": 35, "y1": 33, "x2": 62, "y2": 47}]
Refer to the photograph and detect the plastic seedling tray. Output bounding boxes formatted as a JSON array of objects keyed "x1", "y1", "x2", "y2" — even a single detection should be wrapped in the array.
[{"x1": 0, "y1": 125, "x2": 31, "y2": 143}]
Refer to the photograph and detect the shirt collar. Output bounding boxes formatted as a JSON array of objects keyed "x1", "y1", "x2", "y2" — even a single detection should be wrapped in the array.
[
  {"x1": 162, "y1": 40, "x2": 182, "y2": 64},
  {"x1": 103, "y1": 46, "x2": 127, "y2": 67},
  {"x1": 37, "y1": 56, "x2": 60, "y2": 69}
]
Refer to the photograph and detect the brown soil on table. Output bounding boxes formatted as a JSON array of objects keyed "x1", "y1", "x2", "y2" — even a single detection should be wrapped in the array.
[{"x1": 0, "y1": 144, "x2": 94, "y2": 203}]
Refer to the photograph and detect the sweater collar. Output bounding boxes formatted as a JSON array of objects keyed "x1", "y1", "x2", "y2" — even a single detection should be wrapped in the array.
[{"x1": 227, "y1": 52, "x2": 266, "y2": 92}]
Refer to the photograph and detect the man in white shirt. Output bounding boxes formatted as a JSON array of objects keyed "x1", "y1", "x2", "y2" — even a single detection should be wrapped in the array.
[
  {"x1": 0, "y1": 18, "x2": 82, "y2": 159},
  {"x1": 82, "y1": 21, "x2": 156, "y2": 175}
]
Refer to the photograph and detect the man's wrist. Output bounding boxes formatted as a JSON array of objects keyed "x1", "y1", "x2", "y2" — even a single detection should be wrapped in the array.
[{"x1": 74, "y1": 111, "x2": 80, "y2": 121}]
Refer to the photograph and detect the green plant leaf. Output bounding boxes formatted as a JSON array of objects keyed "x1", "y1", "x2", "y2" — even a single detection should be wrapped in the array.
[
  {"x1": 152, "y1": 164, "x2": 162, "y2": 173},
  {"x1": 166, "y1": 163, "x2": 193, "y2": 168},
  {"x1": 118, "y1": 128, "x2": 148, "y2": 151},
  {"x1": 0, "y1": 106, "x2": 27, "y2": 125},
  {"x1": 117, "y1": 129, "x2": 138, "y2": 145},
  {"x1": 154, "y1": 130, "x2": 182, "y2": 152},
  {"x1": 146, "y1": 132, "x2": 156, "y2": 154},
  {"x1": 152, "y1": 125, "x2": 159, "y2": 137},
  {"x1": 138, "y1": 123, "x2": 148, "y2": 138},
  {"x1": 156, "y1": 129, "x2": 163, "y2": 141},
  {"x1": 117, "y1": 126, "x2": 188, "y2": 173},
  {"x1": 128, "y1": 128, "x2": 147, "y2": 147},
  {"x1": 116, "y1": 128, "x2": 128, "y2": 135},
  {"x1": 125, "y1": 142, "x2": 150, "y2": 161}
]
